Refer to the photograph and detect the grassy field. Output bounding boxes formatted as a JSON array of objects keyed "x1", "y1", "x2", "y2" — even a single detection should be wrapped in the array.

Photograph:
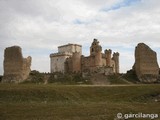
[{"x1": 0, "y1": 84, "x2": 160, "y2": 120}]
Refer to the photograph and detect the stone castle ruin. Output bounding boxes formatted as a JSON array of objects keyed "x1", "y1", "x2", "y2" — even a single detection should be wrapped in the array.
[
  {"x1": 50, "y1": 43, "x2": 82, "y2": 73},
  {"x1": 2, "y1": 46, "x2": 31, "y2": 83},
  {"x1": 2, "y1": 41, "x2": 159, "y2": 84},
  {"x1": 50, "y1": 39, "x2": 119, "y2": 75},
  {"x1": 133, "y1": 43, "x2": 159, "y2": 83}
]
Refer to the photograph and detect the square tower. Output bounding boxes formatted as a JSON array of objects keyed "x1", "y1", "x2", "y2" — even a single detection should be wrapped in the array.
[{"x1": 50, "y1": 44, "x2": 82, "y2": 73}]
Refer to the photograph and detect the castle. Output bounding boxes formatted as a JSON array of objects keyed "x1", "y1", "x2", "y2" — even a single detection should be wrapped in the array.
[{"x1": 50, "y1": 39, "x2": 119, "y2": 75}]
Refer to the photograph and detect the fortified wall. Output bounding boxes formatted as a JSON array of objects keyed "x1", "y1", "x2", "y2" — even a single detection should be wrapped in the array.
[
  {"x1": 50, "y1": 39, "x2": 120, "y2": 75},
  {"x1": 133, "y1": 43, "x2": 159, "y2": 83},
  {"x1": 50, "y1": 44, "x2": 82, "y2": 73},
  {"x1": 2, "y1": 46, "x2": 31, "y2": 83}
]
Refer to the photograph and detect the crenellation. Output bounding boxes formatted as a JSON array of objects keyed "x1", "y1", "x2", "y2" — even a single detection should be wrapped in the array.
[
  {"x1": 50, "y1": 52, "x2": 72, "y2": 57},
  {"x1": 50, "y1": 39, "x2": 120, "y2": 75},
  {"x1": 58, "y1": 44, "x2": 82, "y2": 55}
]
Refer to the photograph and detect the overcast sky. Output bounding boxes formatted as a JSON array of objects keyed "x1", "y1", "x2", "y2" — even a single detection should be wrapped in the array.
[{"x1": 0, "y1": 0, "x2": 160, "y2": 75}]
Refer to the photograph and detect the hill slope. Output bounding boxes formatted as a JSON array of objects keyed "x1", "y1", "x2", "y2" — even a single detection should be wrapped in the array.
[{"x1": 0, "y1": 84, "x2": 160, "y2": 120}]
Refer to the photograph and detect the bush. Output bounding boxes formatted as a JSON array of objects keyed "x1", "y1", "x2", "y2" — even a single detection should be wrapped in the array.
[
  {"x1": 0, "y1": 75, "x2": 3, "y2": 82},
  {"x1": 107, "y1": 74, "x2": 129, "y2": 84},
  {"x1": 123, "y1": 70, "x2": 139, "y2": 83},
  {"x1": 23, "y1": 70, "x2": 44, "y2": 83},
  {"x1": 48, "y1": 73, "x2": 88, "y2": 84}
]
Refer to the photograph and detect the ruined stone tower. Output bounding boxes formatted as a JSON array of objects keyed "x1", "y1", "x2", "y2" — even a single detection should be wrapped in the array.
[
  {"x1": 2, "y1": 46, "x2": 31, "y2": 83},
  {"x1": 133, "y1": 43, "x2": 159, "y2": 83},
  {"x1": 113, "y1": 52, "x2": 119, "y2": 73},
  {"x1": 90, "y1": 39, "x2": 102, "y2": 67}
]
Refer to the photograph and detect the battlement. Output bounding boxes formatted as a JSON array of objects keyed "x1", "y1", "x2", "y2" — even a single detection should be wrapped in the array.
[
  {"x1": 58, "y1": 43, "x2": 82, "y2": 54},
  {"x1": 105, "y1": 49, "x2": 112, "y2": 54},
  {"x1": 113, "y1": 52, "x2": 120, "y2": 56},
  {"x1": 50, "y1": 39, "x2": 120, "y2": 74},
  {"x1": 50, "y1": 52, "x2": 72, "y2": 57},
  {"x1": 58, "y1": 43, "x2": 82, "y2": 48}
]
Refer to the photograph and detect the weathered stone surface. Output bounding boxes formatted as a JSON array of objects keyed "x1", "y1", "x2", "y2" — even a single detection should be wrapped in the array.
[
  {"x1": 2, "y1": 46, "x2": 31, "y2": 83},
  {"x1": 113, "y1": 52, "x2": 120, "y2": 74},
  {"x1": 133, "y1": 43, "x2": 159, "y2": 83},
  {"x1": 50, "y1": 44, "x2": 82, "y2": 73},
  {"x1": 50, "y1": 39, "x2": 120, "y2": 75}
]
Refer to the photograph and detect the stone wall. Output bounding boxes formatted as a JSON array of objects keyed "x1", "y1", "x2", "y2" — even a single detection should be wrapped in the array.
[
  {"x1": 102, "y1": 57, "x2": 107, "y2": 66},
  {"x1": 2, "y1": 46, "x2": 31, "y2": 83},
  {"x1": 133, "y1": 43, "x2": 159, "y2": 83},
  {"x1": 94, "y1": 52, "x2": 102, "y2": 67},
  {"x1": 50, "y1": 39, "x2": 119, "y2": 75},
  {"x1": 81, "y1": 56, "x2": 96, "y2": 72},
  {"x1": 58, "y1": 44, "x2": 82, "y2": 54},
  {"x1": 97, "y1": 66, "x2": 114, "y2": 75},
  {"x1": 71, "y1": 52, "x2": 81, "y2": 73},
  {"x1": 65, "y1": 52, "x2": 82, "y2": 73},
  {"x1": 113, "y1": 52, "x2": 119, "y2": 73},
  {"x1": 105, "y1": 49, "x2": 112, "y2": 67},
  {"x1": 65, "y1": 57, "x2": 72, "y2": 73},
  {"x1": 50, "y1": 44, "x2": 82, "y2": 73},
  {"x1": 81, "y1": 39, "x2": 119, "y2": 74},
  {"x1": 50, "y1": 53, "x2": 72, "y2": 73}
]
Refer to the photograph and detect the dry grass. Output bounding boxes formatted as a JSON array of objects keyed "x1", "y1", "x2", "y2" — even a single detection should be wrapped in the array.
[{"x1": 0, "y1": 84, "x2": 160, "y2": 120}]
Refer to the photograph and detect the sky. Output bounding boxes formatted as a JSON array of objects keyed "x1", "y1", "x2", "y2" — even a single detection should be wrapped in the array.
[{"x1": 0, "y1": 0, "x2": 160, "y2": 75}]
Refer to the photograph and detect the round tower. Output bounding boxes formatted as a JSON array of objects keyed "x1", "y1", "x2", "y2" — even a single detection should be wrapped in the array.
[
  {"x1": 105, "y1": 49, "x2": 112, "y2": 67},
  {"x1": 90, "y1": 38, "x2": 102, "y2": 67},
  {"x1": 72, "y1": 52, "x2": 81, "y2": 73},
  {"x1": 113, "y1": 52, "x2": 120, "y2": 73}
]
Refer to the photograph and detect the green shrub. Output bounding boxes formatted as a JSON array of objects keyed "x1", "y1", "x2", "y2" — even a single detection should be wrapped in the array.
[
  {"x1": 123, "y1": 70, "x2": 139, "y2": 83},
  {"x1": 23, "y1": 70, "x2": 44, "y2": 84},
  {"x1": 48, "y1": 73, "x2": 88, "y2": 84},
  {"x1": 107, "y1": 74, "x2": 130, "y2": 84},
  {"x1": 0, "y1": 75, "x2": 3, "y2": 82}
]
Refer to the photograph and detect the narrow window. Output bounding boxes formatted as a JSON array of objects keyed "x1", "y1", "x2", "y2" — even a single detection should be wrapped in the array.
[{"x1": 92, "y1": 48, "x2": 94, "y2": 52}]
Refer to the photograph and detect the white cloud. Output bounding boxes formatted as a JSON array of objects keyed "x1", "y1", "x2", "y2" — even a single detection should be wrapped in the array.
[{"x1": 0, "y1": 0, "x2": 160, "y2": 74}]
